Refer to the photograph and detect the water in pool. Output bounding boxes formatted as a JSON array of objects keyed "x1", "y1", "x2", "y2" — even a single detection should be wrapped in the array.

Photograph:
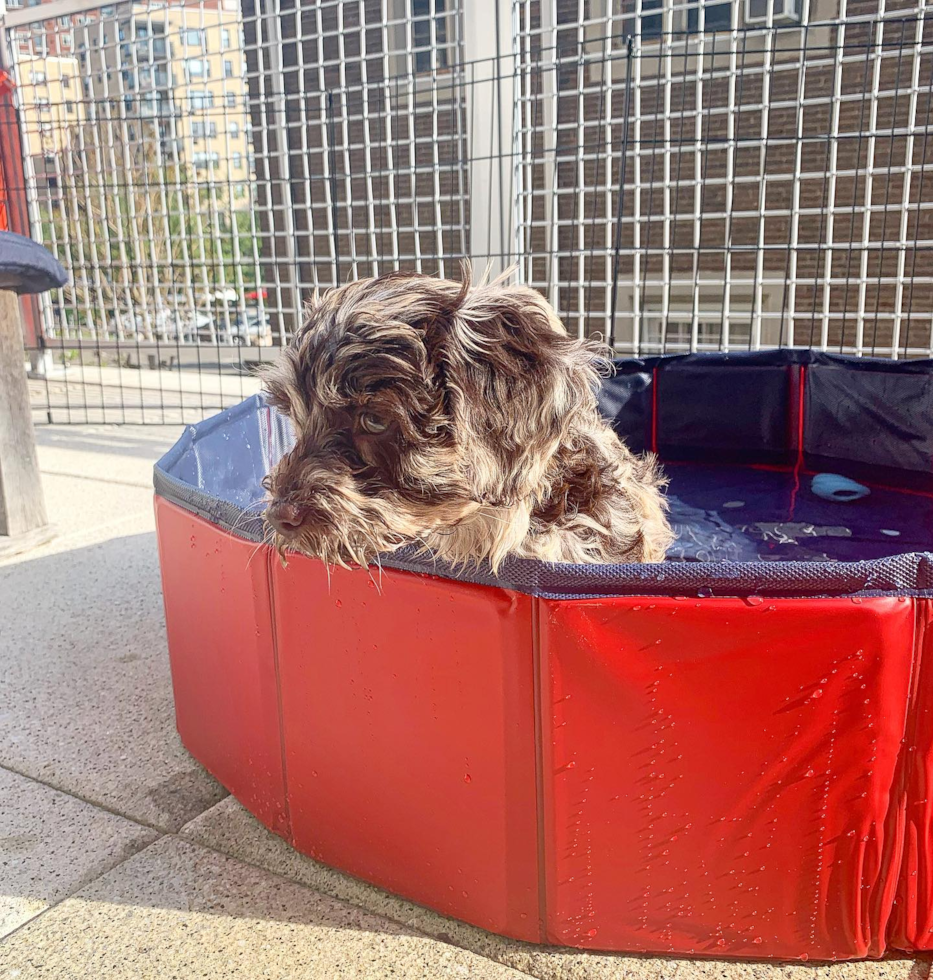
[
  {"x1": 666, "y1": 463, "x2": 931, "y2": 563},
  {"x1": 169, "y1": 403, "x2": 931, "y2": 565}
]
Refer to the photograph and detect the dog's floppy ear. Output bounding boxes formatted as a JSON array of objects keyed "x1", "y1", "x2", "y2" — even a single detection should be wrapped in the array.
[{"x1": 423, "y1": 275, "x2": 607, "y2": 506}]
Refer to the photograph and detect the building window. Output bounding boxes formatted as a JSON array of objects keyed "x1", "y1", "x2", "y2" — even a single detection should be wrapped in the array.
[
  {"x1": 224, "y1": 59, "x2": 234, "y2": 78},
  {"x1": 619, "y1": 0, "x2": 734, "y2": 39},
  {"x1": 36, "y1": 97, "x2": 51, "y2": 114},
  {"x1": 641, "y1": 316, "x2": 751, "y2": 352},
  {"x1": 60, "y1": 33, "x2": 73, "y2": 47},
  {"x1": 189, "y1": 89, "x2": 214, "y2": 111},
  {"x1": 30, "y1": 70, "x2": 47, "y2": 83},
  {"x1": 183, "y1": 28, "x2": 205, "y2": 48},
  {"x1": 57, "y1": 15, "x2": 70, "y2": 26},
  {"x1": 228, "y1": 122, "x2": 239, "y2": 138},
  {"x1": 62, "y1": 74, "x2": 72, "y2": 88},
  {"x1": 66, "y1": 101, "x2": 75, "y2": 114},
  {"x1": 640, "y1": 0, "x2": 663, "y2": 37},
  {"x1": 186, "y1": 59, "x2": 208, "y2": 79},
  {"x1": 686, "y1": 1, "x2": 733, "y2": 32},
  {"x1": 222, "y1": 28, "x2": 231, "y2": 49},
  {"x1": 411, "y1": 0, "x2": 448, "y2": 73},
  {"x1": 225, "y1": 92, "x2": 237, "y2": 108},
  {"x1": 192, "y1": 151, "x2": 220, "y2": 169},
  {"x1": 232, "y1": 152, "x2": 242, "y2": 169},
  {"x1": 191, "y1": 120, "x2": 217, "y2": 138}
]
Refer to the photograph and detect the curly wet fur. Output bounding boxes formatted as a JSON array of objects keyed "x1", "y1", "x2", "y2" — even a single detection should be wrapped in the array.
[{"x1": 260, "y1": 268, "x2": 673, "y2": 570}]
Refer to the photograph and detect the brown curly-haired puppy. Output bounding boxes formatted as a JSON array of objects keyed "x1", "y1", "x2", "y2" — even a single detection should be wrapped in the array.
[{"x1": 261, "y1": 269, "x2": 672, "y2": 570}]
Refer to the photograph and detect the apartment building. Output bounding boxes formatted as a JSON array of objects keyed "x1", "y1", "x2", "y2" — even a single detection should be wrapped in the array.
[
  {"x1": 13, "y1": 54, "x2": 84, "y2": 158},
  {"x1": 9, "y1": 0, "x2": 252, "y2": 203},
  {"x1": 78, "y1": 0, "x2": 252, "y2": 199}
]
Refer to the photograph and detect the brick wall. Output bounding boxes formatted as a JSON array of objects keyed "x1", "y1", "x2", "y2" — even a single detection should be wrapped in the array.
[{"x1": 244, "y1": 0, "x2": 933, "y2": 354}]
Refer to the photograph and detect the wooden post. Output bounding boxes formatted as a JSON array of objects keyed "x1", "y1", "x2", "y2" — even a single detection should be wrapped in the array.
[{"x1": 0, "y1": 290, "x2": 52, "y2": 554}]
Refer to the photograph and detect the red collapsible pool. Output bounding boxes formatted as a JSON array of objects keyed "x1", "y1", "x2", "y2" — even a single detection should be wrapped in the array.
[{"x1": 154, "y1": 350, "x2": 933, "y2": 961}]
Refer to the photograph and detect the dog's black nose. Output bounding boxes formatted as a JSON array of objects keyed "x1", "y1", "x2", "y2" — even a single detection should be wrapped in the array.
[{"x1": 267, "y1": 500, "x2": 307, "y2": 534}]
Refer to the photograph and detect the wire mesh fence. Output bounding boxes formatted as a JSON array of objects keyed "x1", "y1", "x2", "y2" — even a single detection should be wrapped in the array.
[{"x1": 1, "y1": 0, "x2": 932, "y2": 423}]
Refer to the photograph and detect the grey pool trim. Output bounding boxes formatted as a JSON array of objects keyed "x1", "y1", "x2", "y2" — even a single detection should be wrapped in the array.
[{"x1": 153, "y1": 394, "x2": 933, "y2": 600}]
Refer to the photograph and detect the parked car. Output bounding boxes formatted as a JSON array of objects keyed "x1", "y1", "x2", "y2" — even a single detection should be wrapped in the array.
[
  {"x1": 157, "y1": 310, "x2": 213, "y2": 342},
  {"x1": 199, "y1": 310, "x2": 272, "y2": 346},
  {"x1": 113, "y1": 309, "x2": 212, "y2": 342}
]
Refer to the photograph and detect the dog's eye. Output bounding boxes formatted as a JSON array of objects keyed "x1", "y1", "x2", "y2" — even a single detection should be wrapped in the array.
[{"x1": 359, "y1": 413, "x2": 388, "y2": 434}]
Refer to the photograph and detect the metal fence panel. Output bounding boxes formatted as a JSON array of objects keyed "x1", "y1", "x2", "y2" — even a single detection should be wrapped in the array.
[{"x1": 1, "y1": 0, "x2": 932, "y2": 424}]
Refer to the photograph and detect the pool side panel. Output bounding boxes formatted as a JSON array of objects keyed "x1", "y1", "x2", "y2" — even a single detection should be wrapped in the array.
[
  {"x1": 271, "y1": 555, "x2": 541, "y2": 942},
  {"x1": 889, "y1": 598, "x2": 933, "y2": 950},
  {"x1": 538, "y1": 595, "x2": 915, "y2": 959},
  {"x1": 154, "y1": 498, "x2": 290, "y2": 837}
]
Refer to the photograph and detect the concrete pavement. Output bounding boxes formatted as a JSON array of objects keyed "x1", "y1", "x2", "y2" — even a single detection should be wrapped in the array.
[{"x1": 0, "y1": 422, "x2": 929, "y2": 979}]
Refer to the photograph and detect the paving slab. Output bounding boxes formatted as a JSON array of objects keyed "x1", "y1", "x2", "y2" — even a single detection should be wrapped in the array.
[
  {"x1": 0, "y1": 767, "x2": 157, "y2": 938},
  {"x1": 0, "y1": 426, "x2": 226, "y2": 830},
  {"x1": 0, "y1": 835, "x2": 532, "y2": 980},
  {"x1": 33, "y1": 425, "x2": 182, "y2": 489},
  {"x1": 180, "y1": 798, "x2": 931, "y2": 980}
]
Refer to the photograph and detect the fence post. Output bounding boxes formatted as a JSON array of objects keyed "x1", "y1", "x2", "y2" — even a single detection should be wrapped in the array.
[
  {"x1": 0, "y1": 233, "x2": 64, "y2": 555},
  {"x1": 462, "y1": 0, "x2": 516, "y2": 279},
  {"x1": 0, "y1": 65, "x2": 46, "y2": 372}
]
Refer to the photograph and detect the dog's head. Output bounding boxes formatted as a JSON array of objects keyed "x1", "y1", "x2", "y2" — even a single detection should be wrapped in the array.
[{"x1": 260, "y1": 269, "x2": 605, "y2": 566}]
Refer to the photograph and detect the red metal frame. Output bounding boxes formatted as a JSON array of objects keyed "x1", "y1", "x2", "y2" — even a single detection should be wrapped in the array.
[
  {"x1": 1, "y1": 69, "x2": 42, "y2": 347},
  {"x1": 155, "y1": 496, "x2": 933, "y2": 960}
]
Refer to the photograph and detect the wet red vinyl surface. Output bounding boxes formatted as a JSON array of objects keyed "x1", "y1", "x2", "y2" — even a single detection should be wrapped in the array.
[
  {"x1": 156, "y1": 498, "x2": 933, "y2": 960},
  {"x1": 538, "y1": 595, "x2": 916, "y2": 959}
]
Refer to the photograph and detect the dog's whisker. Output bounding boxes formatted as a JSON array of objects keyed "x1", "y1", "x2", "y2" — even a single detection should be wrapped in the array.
[{"x1": 245, "y1": 534, "x2": 269, "y2": 571}]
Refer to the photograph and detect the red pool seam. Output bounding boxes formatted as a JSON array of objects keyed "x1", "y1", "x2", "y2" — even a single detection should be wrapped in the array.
[
  {"x1": 788, "y1": 365, "x2": 807, "y2": 520},
  {"x1": 266, "y1": 546, "x2": 294, "y2": 842},
  {"x1": 530, "y1": 594, "x2": 549, "y2": 943},
  {"x1": 879, "y1": 599, "x2": 930, "y2": 953},
  {"x1": 651, "y1": 366, "x2": 660, "y2": 455}
]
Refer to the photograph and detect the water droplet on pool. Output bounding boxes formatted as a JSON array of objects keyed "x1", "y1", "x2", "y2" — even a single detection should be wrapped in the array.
[
  {"x1": 723, "y1": 500, "x2": 745, "y2": 509},
  {"x1": 463, "y1": 773, "x2": 471, "y2": 784},
  {"x1": 753, "y1": 937, "x2": 763, "y2": 945},
  {"x1": 746, "y1": 596, "x2": 763, "y2": 606},
  {"x1": 805, "y1": 768, "x2": 815, "y2": 777},
  {"x1": 587, "y1": 928, "x2": 598, "y2": 938},
  {"x1": 335, "y1": 599, "x2": 342, "y2": 608},
  {"x1": 881, "y1": 529, "x2": 900, "y2": 537},
  {"x1": 811, "y1": 689, "x2": 823, "y2": 699}
]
